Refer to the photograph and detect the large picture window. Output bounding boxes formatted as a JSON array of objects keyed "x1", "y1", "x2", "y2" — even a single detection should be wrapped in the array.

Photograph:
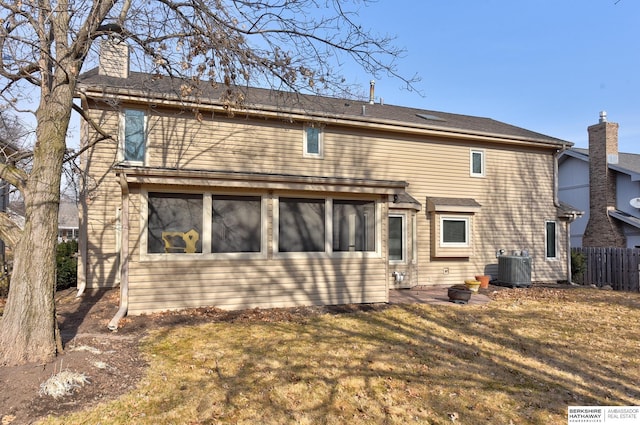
[
  {"x1": 333, "y1": 200, "x2": 375, "y2": 252},
  {"x1": 148, "y1": 193, "x2": 203, "y2": 254},
  {"x1": 278, "y1": 198, "x2": 325, "y2": 252},
  {"x1": 212, "y1": 195, "x2": 261, "y2": 253},
  {"x1": 441, "y1": 217, "x2": 469, "y2": 247},
  {"x1": 123, "y1": 109, "x2": 146, "y2": 163}
]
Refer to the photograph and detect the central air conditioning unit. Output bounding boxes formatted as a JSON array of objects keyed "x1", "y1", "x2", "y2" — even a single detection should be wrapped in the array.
[{"x1": 496, "y1": 255, "x2": 532, "y2": 288}]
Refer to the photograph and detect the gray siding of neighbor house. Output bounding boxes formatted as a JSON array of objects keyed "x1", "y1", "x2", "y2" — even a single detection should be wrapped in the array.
[
  {"x1": 559, "y1": 151, "x2": 640, "y2": 249},
  {"x1": 617, "y1": 174, "x2": 640, "y2": 247},
  {"x1": 558, "y1": 156, "x2": 590, "y2": 247}
]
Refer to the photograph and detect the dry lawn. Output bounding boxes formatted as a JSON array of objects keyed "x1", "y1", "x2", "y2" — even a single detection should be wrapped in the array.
[{"x1": 40, "y1": 286, "x2": 640, "y2": 424}]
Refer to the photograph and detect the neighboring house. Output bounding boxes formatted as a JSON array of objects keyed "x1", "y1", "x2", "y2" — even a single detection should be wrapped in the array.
[
  {"x1": 559, "y1": 112, "x2": 640, "y2": 248},
  {"x1": 6, "y1": 199, "x2": 79, "y2": 243},
  {"x1": 58, "y1": 198, "x2": 79, "y2": 242},
  {"x1": 0, "y1": 140, "x2": 19, "y2": 269},
  {"x1": 76, "y1": 40, "x2": 574, "y2": 322}
]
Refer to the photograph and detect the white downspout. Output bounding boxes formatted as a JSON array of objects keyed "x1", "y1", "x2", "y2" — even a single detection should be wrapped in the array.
[
  {"x1": 566, "y1": 213, "x2": 577, "y2": 284},
  {"x1": 108, "y1": 173, "x2": 129, "y2": 331}
]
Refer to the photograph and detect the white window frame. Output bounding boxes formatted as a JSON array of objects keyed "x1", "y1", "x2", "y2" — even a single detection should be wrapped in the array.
[
  {"x1": 470, "y1": 149, "x2": 485, "y2": 177},
  {"x1": 118, "y1": 108, "x2": 148, "y2": 165},
  {"x1": 545, "y1": 220, "x2": 558, "y2": 260},
  {"x1": 440, "y1": 216, "x2": 470, "y2": 248},
  {"x1": 303, "y1": 125, "x2": 323, "y2": 158},
  {"x1": 140, "y1": 189, "x2": 267, "y2": 261},
  {"x1": 388, "y1": 213, "x2": 406, "y2": 264}
]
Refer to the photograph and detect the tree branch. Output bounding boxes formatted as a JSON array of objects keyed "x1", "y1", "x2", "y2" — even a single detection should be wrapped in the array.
[{"x1": 0, "y1": 211, "x2": 23, "y2": 248}]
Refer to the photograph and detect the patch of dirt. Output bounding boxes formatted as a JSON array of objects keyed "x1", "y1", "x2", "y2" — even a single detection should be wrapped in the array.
[
  {"x1": 0, "y1": 289, "x2": 145, "y2": 424},
  {"x1": 0, "y1": 287, "x2": 390, "y2": 424}
]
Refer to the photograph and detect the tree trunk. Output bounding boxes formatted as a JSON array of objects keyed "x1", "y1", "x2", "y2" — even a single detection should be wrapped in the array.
[{"x1": 0, "y1": 82, "x2": 71, "y2": 366}]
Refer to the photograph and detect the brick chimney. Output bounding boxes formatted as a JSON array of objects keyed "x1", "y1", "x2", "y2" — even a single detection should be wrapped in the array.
[
  {"x1": 582, "y1": 111, "x2": 626, "y2": 247},
  {"x1": 98, "y1": 39, "x2": 129, "y2": 78}
]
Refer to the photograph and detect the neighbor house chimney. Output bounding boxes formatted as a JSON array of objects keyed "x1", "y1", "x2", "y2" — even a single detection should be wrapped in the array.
[
  {"x1": 582, "y1": 111, "x2": 626, "y2": 247},
  {"x1": 98, "y1": 39, "x2": 130, "y2": 78},
  {"x1": 369, "y1": 80, "x2": 375, "y2": 104}
]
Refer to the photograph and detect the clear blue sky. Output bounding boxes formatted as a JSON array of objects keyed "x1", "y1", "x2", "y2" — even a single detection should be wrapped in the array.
[{"x1": 345, "y1": 0, "x2": 640, "y2": 152}]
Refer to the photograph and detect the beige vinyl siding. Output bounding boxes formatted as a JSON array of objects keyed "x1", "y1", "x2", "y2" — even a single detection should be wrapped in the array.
[
  {"x1": 126, "y1": 257, "x2": 387, "y2": 314},
  {"x1": 81, "y1": 101, "x2": 566, "y2": 311},
  {"x1": 79, "y1": 109, "x2": 122, "y2": 288}
]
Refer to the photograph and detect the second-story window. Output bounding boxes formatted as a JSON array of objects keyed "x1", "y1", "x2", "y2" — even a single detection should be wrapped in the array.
[
  {"x1": 303, "y1": 126, "x2": 323, "y2": 157},
  {"x1": 123, "y1": 109, "x2": 146, "y2": 163},
  {"x1": 470, "y1": 149, "x2": 485, "y2": 177}
]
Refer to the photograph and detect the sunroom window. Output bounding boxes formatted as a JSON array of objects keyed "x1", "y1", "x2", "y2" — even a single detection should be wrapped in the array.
[
  {"x1": 278, "y1": 197, "x2": 325, "y2": 252},
  {"x1": 212, "y1": 195, "x2": 261, "y2": 253},
  {"x1": 332, "y1": 200, "x2": 375, "y2": 252},
  {"x1": 148, "y1": 193, "x2": 203, "y2": 254}
]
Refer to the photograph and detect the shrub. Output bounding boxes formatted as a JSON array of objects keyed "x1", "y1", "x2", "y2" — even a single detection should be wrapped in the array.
[
  {"x1": 571, "y1": 250, "x2": 586, "y2": 284},
  {"x1": 56, "y1": 240, "x2": 78, "y2": 291}
]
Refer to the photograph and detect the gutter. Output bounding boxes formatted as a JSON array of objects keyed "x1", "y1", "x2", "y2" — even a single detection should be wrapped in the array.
[{"x1": 108, "y1": 172, "x2": 130, "y2": 331}]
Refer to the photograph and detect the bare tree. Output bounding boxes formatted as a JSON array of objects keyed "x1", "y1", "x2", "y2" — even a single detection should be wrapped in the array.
[{"x1": 0, "y1": 0, "x2": 417, "y2": 365}]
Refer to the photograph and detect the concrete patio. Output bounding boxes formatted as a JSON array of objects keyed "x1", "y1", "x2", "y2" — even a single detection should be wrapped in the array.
[{"x1": 389, "y1": 285, "x2": 491, "y2": 306}]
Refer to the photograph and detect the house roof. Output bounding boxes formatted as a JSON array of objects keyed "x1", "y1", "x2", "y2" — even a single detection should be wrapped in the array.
[
  {"x1": 58, "y1": 200, "x2": 79, "y2": 228},
  {"x1": 77, "y1": 68, "x2": 570, "y2": 149},
  {"x1": 556, "y1": 201, "x2": 584, "y2": 219},
  {"x1": 562, "y1": 147, "x2": 640, "y2": 180},
  {"x1": 609, "y1": 209, "x2": 640, "y2": 230}
]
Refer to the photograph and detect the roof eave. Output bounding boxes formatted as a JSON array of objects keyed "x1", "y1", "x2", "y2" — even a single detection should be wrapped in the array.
[{"x1": 77, "y1": 84, "x2": 569, "y2": 149}]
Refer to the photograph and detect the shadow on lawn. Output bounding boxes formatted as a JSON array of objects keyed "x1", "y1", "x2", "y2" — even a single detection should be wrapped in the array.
[{"x1": 139, "y1": 290, "x2": 640, "y2": 424}]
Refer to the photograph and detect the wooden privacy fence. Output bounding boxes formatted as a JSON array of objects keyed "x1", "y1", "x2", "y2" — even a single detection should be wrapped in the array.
[{"x1": 572, "y1": 247, "x2": 640, "y2": 292}]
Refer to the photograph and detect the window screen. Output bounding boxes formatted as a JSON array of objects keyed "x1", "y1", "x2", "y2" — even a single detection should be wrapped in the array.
[
  {"x1": 278, "y1": 197, "x2": 325, "y2": 252},
  {"x1": 148, "y1": 193, "x2": 203, "y2": 254},
  {"x1": 212, "y1": 195, "x2": 261, "y2": 253},
  {"x1": 333, "y1": 200, "x2": 375, "y2": 252}
]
